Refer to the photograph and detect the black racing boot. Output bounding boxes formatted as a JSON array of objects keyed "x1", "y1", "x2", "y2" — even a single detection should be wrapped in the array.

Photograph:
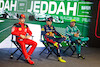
[{"x1": 78, "y1": 54, "x2": 85, "y2": 59}]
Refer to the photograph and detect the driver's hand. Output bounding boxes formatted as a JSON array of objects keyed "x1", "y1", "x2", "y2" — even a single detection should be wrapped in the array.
[
  {"x1": 74, "y1": 33, "x2": 79, "y2": 37},
  {"x1": 20, "y1": 35, "x2": 26, "y2": 39},
  {"x1": 26, "y1": 35, "x2": 31, "y2": 39},
  {"x1": 61, "y1": 35, "x2": 66, "y2": 38},
  {"x1": 49, "y1": 33, "x2": 54, "y2": 37}
]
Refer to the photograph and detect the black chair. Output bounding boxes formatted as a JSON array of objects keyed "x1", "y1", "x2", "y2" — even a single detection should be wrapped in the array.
[
  {"x1": 39, "y1": 35, "x2": 58, "y2": 58},
  {"x1": 63, "y1": 40, "x2": 76, "y2": 56},
  {"x1": 63, "y1": 35, "x2": 88, "y2": 56},
  {"x1": 10, "y1": 35, "x2": 33, "y2": 60}
]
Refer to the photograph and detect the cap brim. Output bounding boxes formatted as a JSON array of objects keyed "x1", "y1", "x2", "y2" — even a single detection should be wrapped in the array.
[
  {"x1": 19, "y1": 17, "x2": 26, "y2": 19},
  {"x1": 71, "y1": 21, "x2": 76, "y2": 23}
]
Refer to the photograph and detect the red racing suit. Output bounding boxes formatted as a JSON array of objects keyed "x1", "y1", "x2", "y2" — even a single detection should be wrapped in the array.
[{"x1": 11, "y1": 22, "x2": 37, "y2": 59}]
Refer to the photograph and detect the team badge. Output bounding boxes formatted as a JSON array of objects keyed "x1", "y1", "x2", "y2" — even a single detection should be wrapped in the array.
[
  {"x1": 19, "y1": 28, "x2": 22, "y2": 31},
  {"x1": 51, "y1": 27, "x2": 53, "y2": 29},
  {"x1": 46, "y1": 33, "x2": 49, "y2": 35},
  {"x1": 24, "y1": 25, "x2": 27, "y2": 28},
  {"x1": 41, "y1": 28, "x2": 45, "y2": 31}
]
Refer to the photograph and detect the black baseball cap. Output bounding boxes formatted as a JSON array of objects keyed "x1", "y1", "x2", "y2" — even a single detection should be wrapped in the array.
[{"x1": 46, "y1": 17, "x2": 53, "y2": 22}]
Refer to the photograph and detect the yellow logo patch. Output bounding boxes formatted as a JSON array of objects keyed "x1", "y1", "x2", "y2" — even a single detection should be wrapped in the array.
[
  {"x1": 24, "y1": 25, "x2": 27, "y2": 28},
  {"x1": 46, "y1": 33, "x2": 49, "y2": 35},
  {"x1": 51, "y1": 27, "x2": 53, "y2": 29},
  {"x1": 50, "y1": 32, "x2": 52, "y2": 34},
  {"x1": 41, "y1": 28, "x2": 45, "y2": 31},
  {"x1": 19, "y1": 28, "x2": 22, "y2": 31}
]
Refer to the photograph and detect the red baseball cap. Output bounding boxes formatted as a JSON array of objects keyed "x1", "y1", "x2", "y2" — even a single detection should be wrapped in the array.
[{"x1": 19, "y1": 14, "x2": 26, "y2": 19}]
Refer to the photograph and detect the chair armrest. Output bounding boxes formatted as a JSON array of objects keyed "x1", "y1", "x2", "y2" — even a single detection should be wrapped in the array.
[
  {"x1": 31, "y1": 35, "x2": 34, "y2": 40},
  {"x1": 11, "y1": 35, "x2": 34, "y2": 41}
]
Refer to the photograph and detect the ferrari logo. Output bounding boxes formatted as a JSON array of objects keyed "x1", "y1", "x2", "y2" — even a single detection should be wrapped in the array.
[
  {"x1": 19, "y1": 28, "x2": 22, "y2": 31},
  {"x1": 22, "y1": 15, "x2": 25, "y2": 17}
]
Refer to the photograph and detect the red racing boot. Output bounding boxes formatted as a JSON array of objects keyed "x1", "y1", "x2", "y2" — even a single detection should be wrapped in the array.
[
  {"x1": 28, "y1": 55, "x2": 32, "y2": 60},
  {"x1": 26, "y1": 57, "x2": 34, "y2": 65}
]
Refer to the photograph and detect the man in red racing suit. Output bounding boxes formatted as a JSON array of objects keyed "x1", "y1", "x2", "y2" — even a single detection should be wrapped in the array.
[{"x1": 11, "y1": 14, "x2": 37, "y2": 65}]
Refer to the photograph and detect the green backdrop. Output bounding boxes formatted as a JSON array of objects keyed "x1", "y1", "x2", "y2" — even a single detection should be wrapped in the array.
[{"x1": 0, "y1": 0, "x2": 93, "y2": 42}]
